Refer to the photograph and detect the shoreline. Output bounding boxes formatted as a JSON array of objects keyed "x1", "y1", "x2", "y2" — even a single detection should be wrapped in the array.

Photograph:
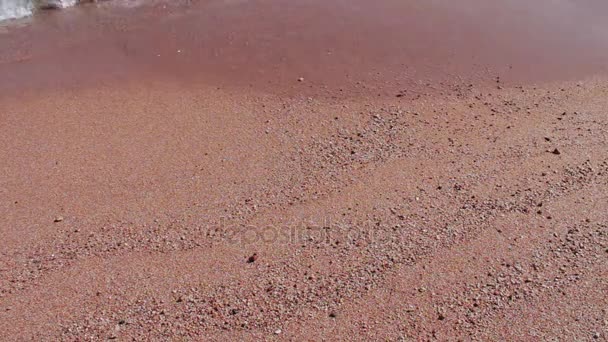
[{"x1": 1, "y1": 0, "x2": 607, "y2": 340}]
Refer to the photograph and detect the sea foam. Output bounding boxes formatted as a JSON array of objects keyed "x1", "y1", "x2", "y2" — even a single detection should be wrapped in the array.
[{"x1": 0, "y1": 0, "x2": 80, "y2": 21}]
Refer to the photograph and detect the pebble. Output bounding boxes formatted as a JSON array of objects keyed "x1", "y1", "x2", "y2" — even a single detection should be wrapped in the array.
[
  {"x1": 54, "y1": 216, "x2": 64, "y2": 223},
  {"x1": 247, "y1": 253, "x2": 258, "y2": 263}
]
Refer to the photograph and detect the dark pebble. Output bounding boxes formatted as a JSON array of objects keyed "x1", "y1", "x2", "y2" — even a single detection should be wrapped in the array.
[{"x1": 247, "y1": 253, "x2": 258, "y2": 263}]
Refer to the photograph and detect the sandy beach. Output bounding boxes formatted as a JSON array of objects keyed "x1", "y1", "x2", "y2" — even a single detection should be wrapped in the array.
[{"x1": 0, "y1": 0, "x2": 607, "y2": 340}]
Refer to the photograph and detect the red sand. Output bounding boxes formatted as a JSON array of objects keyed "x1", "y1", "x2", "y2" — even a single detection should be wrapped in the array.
[{"x1": 0, "y1": 0, "x2": 607, "y2": 340}]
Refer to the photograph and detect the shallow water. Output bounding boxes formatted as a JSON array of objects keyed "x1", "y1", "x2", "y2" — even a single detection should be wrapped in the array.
[{"x1": 0, "y1": 0, "x2": 607, "y2": 98}]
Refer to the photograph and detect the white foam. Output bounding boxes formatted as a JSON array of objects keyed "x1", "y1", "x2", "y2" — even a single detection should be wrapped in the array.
[
  {"x1": 51, "y1": 0, "x2": 79, "y2": 8},
  {"x1": 0, "y1": 0, "x2": 81, "y2": 22},
  {"x1": 0, "y1": 0, "x2": 34, "y2": 21},
  {"x1": 38, "y1": 0, "x2": 79, "y2": 9}
]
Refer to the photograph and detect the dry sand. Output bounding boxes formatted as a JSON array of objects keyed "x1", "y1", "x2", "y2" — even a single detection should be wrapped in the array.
[{"x1": 0, "y1": 0, "x2": 607, "y2": 340}]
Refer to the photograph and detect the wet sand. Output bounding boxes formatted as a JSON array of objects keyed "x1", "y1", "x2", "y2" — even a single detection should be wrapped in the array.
[{"x1": 0, "y1": 0, "x2": 607, "y2": 340}]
